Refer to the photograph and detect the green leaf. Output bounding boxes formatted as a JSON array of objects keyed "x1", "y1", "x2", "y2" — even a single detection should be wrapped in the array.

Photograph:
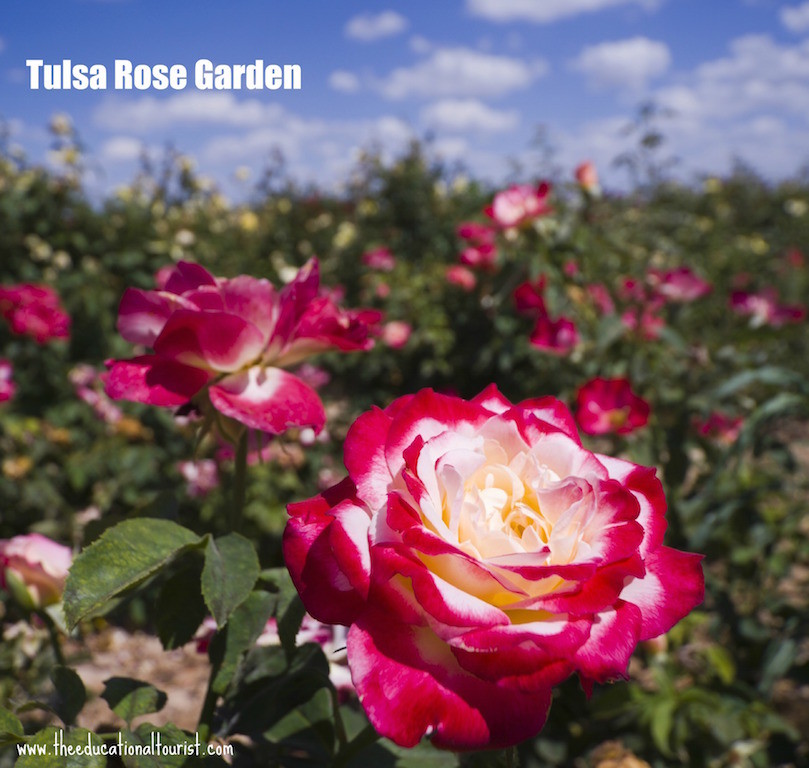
[
  {"x1": 264, "y1": 686, "x2": 335, "y2": 760},
  {"x1": 704, "y1": 645, "x2": 736, "y2": 685},
  {"x1": 711, "y1": 366, "x2": 809, "y2": 400},
  {"x1": 262, "y1": 567, "x2": 306, "y2": 659},
  {"x1": 0, "y1": 705, "x2": 23, "y2": 744},
  {"x1": 63, "y1": 519, "x2": 204, "y2": 629},
  {"x1": 156, "y1": 564, "x2": 208, "y2": 650},
  {"x1": 230, "y1": 643, "x2": 332, "y2": 737},
  {"x1": 15, "y1": 727, "x2": 106, "y2": 768},
  {"x1": 201, "y1": 533, "x2": 260, "y2": 628},
  {"x1": 650, "y1": 698, "x2": 676, "y2": 757},
  {"x1": 102, "y1": 678, "x2": 168, "y2": 727},
  {"x1": 759, "y1": 639, "x2": 797, "y2": 694},
  {"x1": 210, "y1": 590, "x2": 276, "y2": 695},
  {"x1": 50, "y1": 667, "x2": 86, "y2": 726}
]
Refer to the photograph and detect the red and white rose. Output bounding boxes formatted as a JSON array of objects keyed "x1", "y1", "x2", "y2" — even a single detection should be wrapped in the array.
[
  {"x1": 284, "y1": 387, "x2": 703, "y2": 750},
  {"x1": 105, "y1": 259, "x2": 379, "y2": 435}
]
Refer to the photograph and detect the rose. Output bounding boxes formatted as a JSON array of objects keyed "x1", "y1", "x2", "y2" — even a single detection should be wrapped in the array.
[
  {"x1": 514, "y1": 277, "x2": 579, "y2": 355},
  {"x1": 729, "y1": 289, "x2": 806, "y2": 328},
  {"x1": 0, "y1": 283, "x2": 71, "y2": 343},
  {"x1": 575, "y1": 161, "x2": 601, "y2": 196},
  {"x1": 445, "y1": 265, "x2": 477, "y2": 292},
  {"x1": 647, "y1": 267, "x2": 712, "y2": 303},
  {"x1": 105, "y1": 259, "x2": 380, "y2": 435},
  {"x1": 362, "y1": 248, "x2": 396, "y2": 272},
  {"x1": 575, "y1": 377, "x2": 650, "y2": 436},
  {"x1": 485, "y1": 182, "x2": 552, "y2": 229},
  {"x1": 381, "y1": 321, "x2": 412, "y2": 349},
  {"x1": 0, "y1": 359, "x2": 14, "y2": 403},
  {"x1": 284, "y1": 386, "x2": 704, "y2": 750},
  {"x1": 0, "y1": 534, "x2": 73, "y2": 609}
]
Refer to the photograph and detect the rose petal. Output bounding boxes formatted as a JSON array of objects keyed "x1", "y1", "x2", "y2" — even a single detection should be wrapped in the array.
[{"x1": 209, "y1": 366, "x2": 325, "y2": 434}]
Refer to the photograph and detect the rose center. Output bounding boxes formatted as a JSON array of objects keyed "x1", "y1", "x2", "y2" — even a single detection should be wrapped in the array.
[{"x1": 457, "y1": 461, "x2": 554, "y2": 556}]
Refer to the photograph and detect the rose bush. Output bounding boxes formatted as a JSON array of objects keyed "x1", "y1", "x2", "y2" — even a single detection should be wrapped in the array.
[
  {"x1": 105, "y1": 258, "x2": 380, "y2": 435},
  {"x1": 284, "y1": 386, "x2": 704, "y2": 750}
]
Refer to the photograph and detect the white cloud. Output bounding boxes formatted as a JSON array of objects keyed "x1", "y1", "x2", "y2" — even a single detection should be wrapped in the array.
[
  {"x1": 656, "y1": 35, "x2": 809, "y2": 120},
  {"x1": 570, "y1": 37, "x2": 671, "y2": 90},
  {"x1": 466, "y1": 0, "x2": 660, "y2": 24},
  {"x1": 329, "y1": 70, "x2": 360, "y2": 93},
  {"x1": 100, "y1": 136, "x2": 143, "y2": 162},
  {"x1": 421, "y1": 99, "x2": 519, "y2": 134},
  {"x1": 556, "y1": 34, "x2": 809, "y2": 189},
  {"x1": 377, "y1": 47, "x2": 546, "y2": 100},
  {"x1": 199, "y1": 110, "x2": 414, "y2": 188},
  {"x1": 409, "y1": 35, "x2": 432, "y2": 54},
  {"x1": 94, "y1": 92, "x2": 283, "y2": 132},
  {"x1": 345, "y1": 11, "x2": 409, "y2": 42},
  {"x1": 781, "y1": 2, "x2": 809, "y2": 32}
]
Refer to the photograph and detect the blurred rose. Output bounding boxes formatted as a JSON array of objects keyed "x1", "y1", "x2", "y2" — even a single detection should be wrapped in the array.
[
  {"x1": 446, "y1": 265, "x2": 477, "y2": 291},
  {"x1": 69, "y1": 364, "x2": 123, "y2": 425},
  {"x1": 730, "y1": 289, "x2": 806, "y2": 327},
  {"x1": 284, "y1": 386, "x2": 703, "y2": 749},
  {"x1": 576, "y1": 378, "x2": 650, "y2": 436},
  {"x1": 694, "y1": 412, "x2": 743, "y2": 445},
  {"x1": 381, "y1": 321, "x2": 412, "y2": 349},
  {"x1": 530, "y1": 314, "x2": 579, "y2": 355},
  {"x1": 362, "y1": 248, "x2": 396, "y2": 272},
  {"x1": 575, "y1": 161, "x2": 601, "y2": 196},
  {"x1": 0, "y1": 359, "x2": 15, "y2": 403},
  {"x1": 486, "y1": 182, "x2": 552, "y2": 229},
  {"x1": 647, "y1": 267, "x2": 712, "y2": 303},
  {"x1": 178, "y1": 459, "x2": 219, "y2": 498},
  {"x1": 0, "y1": 534, "x2": 72, "y2": 609},
  {"x1": 586, "y1": 284, "x2": 615, "y2": 316},
  {"x1": 0, "y1": 284, "x2": 70, "y2": 343}
]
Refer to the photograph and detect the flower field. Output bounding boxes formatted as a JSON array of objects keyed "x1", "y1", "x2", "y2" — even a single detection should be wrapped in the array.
[{"x1": 0, "y1": 127, "x2": 808, "y2": 768}]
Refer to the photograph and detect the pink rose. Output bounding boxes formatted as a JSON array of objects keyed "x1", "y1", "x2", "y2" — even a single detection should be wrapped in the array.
[
  {"x1": 362, "y1": 248, "x2": 396, "y2": 272},
  {"x1": 586, "y1": 284, "x2": 615, "y2": 316},
  {"x1": 647, "y1": 267, "x2": 712, "y2": 303},
  {"x1": 576, "y1": 378, "x2": 650, "y2": 436},
  {"x1": 284, "y1": 387, "x2": 703, "y2": 750},
  {"x1": 69, "y1": 364, "x2": 123, "y2": 425},
  {"x1": 459, "y1": 243, "x2": 498, "y2": 271},
  {"x1": 575, "y1": 161, "x2": 601, "y2": 196},
  {"x1": 514, "y1": 277, "x2": 579, "y2": 355},
  {"x1": 529, "y1": 314, "x2": 579, "y2": 355},
  {"x1": 0, "y1": 534, "x2": 72, "y2": 609},
  {"x1": 445, "y1": 265, "x2": 477, "y2": 292},
  {"x1": 694, "y1": 412, "x2": 743, "y2": 445},
  {"x1": 729, "y1": 289, "x2": 806, "y2": 327},
  {"x1": 0, "y1": 359, "x2": 15, "y2": 403},
  {"x1": 105, "y1": 259, "x2": 380, "y2": 435},
  {"x1": 0, "y1": 284, "x2": 70, "y2": 343},
  {"x1": 456, "y1": 222, "x2": 495, "y2": 244},
  {"x1": 381, "y1": 321, "x2": 412, "y2": 349},
  {"x1": 178, "y1": 459, "x2": 220, "y2": 498},
  {"x1": 486, "y1": 182, "x2": 552, "y2": 229}
]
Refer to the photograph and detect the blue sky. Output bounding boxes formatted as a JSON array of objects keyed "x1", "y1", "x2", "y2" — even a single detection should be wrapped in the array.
[{"x1": 2, "y1": 0, "x2": 808, "y2": 197}]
